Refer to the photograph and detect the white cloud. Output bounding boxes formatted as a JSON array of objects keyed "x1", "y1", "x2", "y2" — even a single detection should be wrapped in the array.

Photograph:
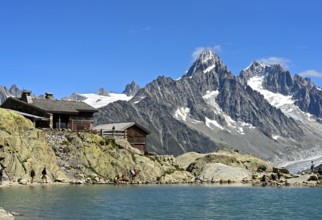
[
  {"x1": 299, "y1": 70, "x2": 322, "y2": 78},
  {"x1": 192, "y1": 47, "x2": 207, "y2": 60},
  {"x1": 192, "y1": 45, "x2": 222, "y2": 61},
  {"x1": 213, "y1": 45, "x2": 222, "y2": 53},
  {"x1": 257, "y1": 57, "x2": 291, "y2": 69}
]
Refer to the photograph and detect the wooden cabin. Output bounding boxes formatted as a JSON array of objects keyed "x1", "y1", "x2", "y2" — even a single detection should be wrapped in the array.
[
  {"x1": 1, "y1": 91, "x2": 97, "y2": 130},
  {"x1": 94, "y1": 122, "x2": 150, "y2": 152}
]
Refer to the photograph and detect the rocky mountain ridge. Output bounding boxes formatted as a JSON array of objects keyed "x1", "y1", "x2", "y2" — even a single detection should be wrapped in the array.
[
  {"x1": 239, "y1": 61, "x2": 322, "y2": 118},
  {"x1": 1, "y1": 50, "x2": 322, "y2": 167},
  {"x1": 95, "y1": 50, "x2": 322, "y2": 166},
  {"x1": 0, "y1": 84, "x2": 22, "y2": 104}
]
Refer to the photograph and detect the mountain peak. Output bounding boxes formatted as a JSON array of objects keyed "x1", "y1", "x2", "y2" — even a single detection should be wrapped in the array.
[
  {"x1": 197, "y1": 49, "x2": 218, "y2": 64},
  {"x1": 123, "y1": 81, "x2": 141, "y2": 96},
  {"x1": 185, "y1": 49, "x2": 229, "y2": 78},
  {"x1": 97, "y1": 88, "x2": 109, "y2": 96},
  {"x1": 243, "y1": 61, "x2": 267, "y2": 73}
]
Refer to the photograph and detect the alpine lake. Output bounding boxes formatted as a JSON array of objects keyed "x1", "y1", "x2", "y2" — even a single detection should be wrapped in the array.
[{"x1": 0, "y1": 184, "x2": 321, "y2": 219}]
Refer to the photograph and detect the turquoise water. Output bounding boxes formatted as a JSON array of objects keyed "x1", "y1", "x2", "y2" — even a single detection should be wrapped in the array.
[{"x1": 0, "y1": 184, "x2": 321, "y2": 219}]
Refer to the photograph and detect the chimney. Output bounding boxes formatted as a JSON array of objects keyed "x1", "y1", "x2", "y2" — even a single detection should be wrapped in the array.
[
  {"x1": 20, "y1": 90, "x2": 33, "y2": 103},
  {"x1": 45, "y1": 92, "x2": 55, "y2": 100}
]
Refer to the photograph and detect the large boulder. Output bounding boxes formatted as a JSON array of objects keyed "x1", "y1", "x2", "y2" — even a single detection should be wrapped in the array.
[
  {"x1": 176, "y1": 152, "x2": 205, "y2": 169},
  {"x1": 190, "y1": 163, "x2": 252, "y2": 182},
  {"x1": 0, "y1": 207, "x2": 14, "y2": 220},
  {"x1": 183, "y1": 149, "x2": 272, "y2": 173},
  {"x1": 0, "y1": 108, "x2": 68, "y2": 182}
]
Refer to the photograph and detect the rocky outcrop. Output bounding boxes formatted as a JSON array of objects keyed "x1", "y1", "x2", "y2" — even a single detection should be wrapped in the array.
[
  {"x1": 0, "y1": 108, "x2": 67, "y2": 183},
  {"x1": 0, "y1": 207, "x2": 14, "y2": 220},
  {"x1": 178, "y1": 150, "x2": 272, "y2": 183},
  {"x1": 0, "y1": 108, "x2": 193, "y2": 184},
  {"x1": 46, "y1": 129, "x2": 193, "y2": 183}
]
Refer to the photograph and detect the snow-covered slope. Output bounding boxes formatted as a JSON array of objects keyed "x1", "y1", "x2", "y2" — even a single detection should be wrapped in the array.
[
  {"x1": 247, "y1": 74, "x2": 322, "y2": 173},
  {"x1": 79, "y1": 93, "x2": 132, "y2": 109},
  {"x1": 247, "y1": 76, "x2": 314, "y2": 122}
]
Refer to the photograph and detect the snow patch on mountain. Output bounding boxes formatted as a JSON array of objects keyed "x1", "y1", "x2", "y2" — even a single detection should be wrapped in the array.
[
  {"x1": 202, "y1": 90, "x2": 255, "y2": 135},
  {"x1": 205, "y1": 117, "x2": 224, "y2": 130},
  {"x1": 243, "y1": 62, "x2": 267, "y2": 72},
  {"x1": 133, "y1": 96, "x2": 146, "y2": 104},
  {"x1": 201, "y1": 51, "x2": 215, "y2": 64},
  {"x1": 174, "y1": 107, "x2": 190, "y2": 121},
  {"x1": 80, "y1": 93, "x2": 132, "y2": 109},
  {"x1": 247, "y1": 76, "x2": 314, "y2": 122},
  {"x1": 272, "y1": 135, "x2": 281, "y2": 140},
  {"x1": 203, "y1": 64, "x2": 215, "y2": 73}
]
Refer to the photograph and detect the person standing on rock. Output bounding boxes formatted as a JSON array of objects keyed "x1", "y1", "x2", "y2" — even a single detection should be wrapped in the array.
[
  {"x1": 30, "y1": 169, "x2": 36, "y2": 184},
  {"x1": 130, "y1": 168, "x2": 139, "y2": 183},
  {"x1": 41, "y1": 167, "x2": 47, "y2": 183},
  {"x1": 0, "y1": 166, "x2": 3, "y2": 185},
  {"x1": 277, "y1": 169, "x2": 282, "y2": 180},
  {"x1": 311, "y1": 161, "x2": 315, "y2": 173}
]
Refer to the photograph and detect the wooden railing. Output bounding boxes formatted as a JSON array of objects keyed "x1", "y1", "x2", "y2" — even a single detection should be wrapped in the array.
[{"x1": 99, "y1": 129, "x2": 127, "y2": 139}]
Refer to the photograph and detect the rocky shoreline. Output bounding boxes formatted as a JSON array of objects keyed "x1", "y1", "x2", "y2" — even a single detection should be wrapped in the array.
[
  {"x1": 1, "y1": 169, "x2": 321, "y2": 188},
  {"x1": 0, "y1": 207, "x2": 15, "y2": 220},
  {"x1": 1, "y1": 108, "x2": 322, "y2": 191}
]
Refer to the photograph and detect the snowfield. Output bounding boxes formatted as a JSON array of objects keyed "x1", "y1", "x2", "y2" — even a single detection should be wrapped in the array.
[{"x1": 80, "y1": 93, "x2": 132, "y2": 108}]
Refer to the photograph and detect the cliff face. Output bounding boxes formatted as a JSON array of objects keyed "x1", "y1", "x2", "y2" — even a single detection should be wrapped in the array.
[
  {"x1": 46, "y1": 130, "x2": 193, "y2": 183},
  {"x1": 0, "y1": 108, "x2": 66, "y2": 182},
  {"x1": 0, "y1": 108, "x2": 192, "y2": 184}
]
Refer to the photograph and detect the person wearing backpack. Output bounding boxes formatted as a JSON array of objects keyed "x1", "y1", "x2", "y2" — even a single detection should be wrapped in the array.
[
  {"x1": 41, "y1": 167, "x2": 48, "y2": 183},
  {"x1": 0, "y1": 166, "x2": 3, "y2": 185},
  {"x1": 30, "y1": 169, "x2": 36, "y2": 184}
]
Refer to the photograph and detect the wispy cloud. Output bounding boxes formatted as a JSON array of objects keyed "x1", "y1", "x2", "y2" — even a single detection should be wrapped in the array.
[
  {"x1": 213, "y1": 45, "x2": 222, "y2": 53},
  {"x1": 128, "y1": 26, "x2": 152, "y2": 33},
  {"x1": 295, "y1": 45, "x2": 309, "y2": 50},
  {"x1": 192, "y1": 45, "x2": 222, "y2": 61},
  {"x1": 192, "y1": 47, "x2": 207, "y2": 60},
  {"x1": 141, "y1": 26, "x2": 151, "y2": 31},
  {"x1": 257, "y1": 57, "x2": 291, "y2": 69},
  {"x1": 299, "y1": 70, "x2": 322, "y2": 78}
]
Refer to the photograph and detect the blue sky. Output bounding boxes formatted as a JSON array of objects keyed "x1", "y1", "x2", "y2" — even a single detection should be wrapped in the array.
[{"x1": 1, "y1": 0, "x2": 322, "y2": 98}]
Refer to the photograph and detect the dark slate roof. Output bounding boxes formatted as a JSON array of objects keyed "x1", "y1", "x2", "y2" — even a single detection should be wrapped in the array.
[
  {"x1": 94, "y1": 122, "x2": 150, "y2": 134},
  {"x1": 31, "y1": 99, "x2": 97, "y2": 114},
  {"x1": 7, "y1": 109, "x2": 49, "y2": 121}
]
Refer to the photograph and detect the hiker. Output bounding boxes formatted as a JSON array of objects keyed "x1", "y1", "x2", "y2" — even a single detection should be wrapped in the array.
[
  {"x1": 276, "y1": 169, "x2": 282, "y2": 180},
  {"x1": 41, "y1": 167, "x2": 48, "y2": 183},
  {"x1": 130, "y1": 168, "x2": 138, "y2": 183},
  {"x1": 311, "y1": 161, "x2": 315, "y2": 173},
  {"x1": 0, "y1": 166, "x2": 3, "y2": 185},
  {"x1": 30, "y1": 169, "x2": 36, "y2": 184}
]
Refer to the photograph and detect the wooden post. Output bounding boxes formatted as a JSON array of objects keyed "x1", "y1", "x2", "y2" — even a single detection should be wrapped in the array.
[{"x1": 49, "y1": 113, "x2": 53, "y2": 129}]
